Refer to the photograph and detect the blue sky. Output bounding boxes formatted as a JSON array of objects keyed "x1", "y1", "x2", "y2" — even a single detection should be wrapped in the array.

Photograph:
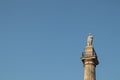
[{"x1": 0, "y1": 0, "x2": 120, "y2": 80}]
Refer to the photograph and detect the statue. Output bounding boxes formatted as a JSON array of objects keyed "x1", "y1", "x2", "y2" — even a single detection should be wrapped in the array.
[{"x1": 87, "y1": 33, "x2": 93, "y2": 46}]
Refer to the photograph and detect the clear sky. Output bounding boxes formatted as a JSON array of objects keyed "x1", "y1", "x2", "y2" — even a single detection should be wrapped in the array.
[{"x1": 0, "y1": 0, "x2": 120, "y2": 80}]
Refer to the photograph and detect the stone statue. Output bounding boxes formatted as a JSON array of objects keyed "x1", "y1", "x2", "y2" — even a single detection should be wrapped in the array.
[{"x1": 87, "y1": 33, "x2": 93, "y2": 46}]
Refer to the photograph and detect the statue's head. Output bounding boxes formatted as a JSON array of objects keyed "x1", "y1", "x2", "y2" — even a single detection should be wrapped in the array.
[
  {"x1": 89, "y1": 33, "x2": 92, "y2": 36},
  {"x1": 88, "y1": 33, "x2": 93, "y2": 38}
]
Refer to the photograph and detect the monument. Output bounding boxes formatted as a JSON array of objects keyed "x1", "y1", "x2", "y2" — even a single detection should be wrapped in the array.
[{"x1": 81, "y1": 34, "x2": 99, "y2": 80}]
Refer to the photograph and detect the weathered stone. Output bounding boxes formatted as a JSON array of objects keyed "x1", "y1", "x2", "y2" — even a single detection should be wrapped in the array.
[{"x1": 81, "y1": 34, "x2": 99, "y2": 80}]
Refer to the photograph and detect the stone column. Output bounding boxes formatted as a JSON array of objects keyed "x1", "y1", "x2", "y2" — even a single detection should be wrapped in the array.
[
  {"x1": 84, "y1": 59, "x2": 96, "y2": 80},
  {"x1": 81, "y1": 35, "x2": 99, "y2": 80}
]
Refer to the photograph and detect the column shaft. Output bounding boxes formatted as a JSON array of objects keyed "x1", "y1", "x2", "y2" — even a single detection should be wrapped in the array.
[{"x1": 84, "y1": 62, "x2": 96, "y2": 80}]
